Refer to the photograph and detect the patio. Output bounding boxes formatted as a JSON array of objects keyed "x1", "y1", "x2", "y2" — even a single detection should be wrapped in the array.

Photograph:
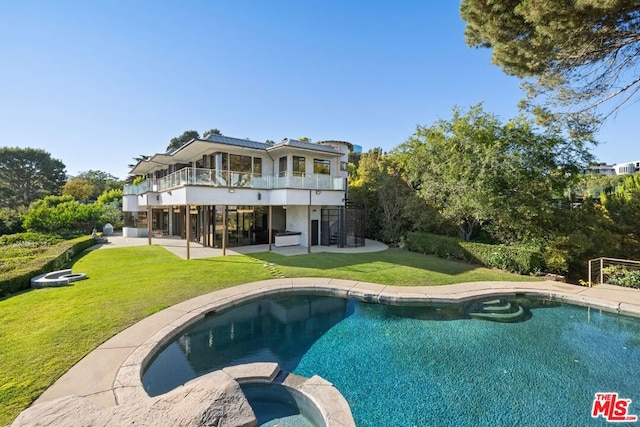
[{"x1": 95, "y1": 233, "x2": 388, "y2": 259}]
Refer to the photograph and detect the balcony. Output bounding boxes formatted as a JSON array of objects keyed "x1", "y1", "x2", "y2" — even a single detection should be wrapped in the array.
[{"x1": 124, "y1": 168, "x2": 345, "y2": 195}]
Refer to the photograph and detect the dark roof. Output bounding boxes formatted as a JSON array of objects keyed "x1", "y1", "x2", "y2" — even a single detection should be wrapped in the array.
[
  {"x1": 270, "y1": 138, "x2": 339, "y2": 154},
  {"x1": 201, "y1": 134, "x2": 271, "y2": 150}
]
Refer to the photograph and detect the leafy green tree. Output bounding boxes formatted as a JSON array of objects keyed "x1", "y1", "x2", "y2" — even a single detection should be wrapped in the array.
[
  {"x1": 128, "y1": 154, "x2": 150, "y2": 170},
  {"x1": 167, "y1": 130, "x2": 200, "y2": 151},
  {"x1": 96, "y1": 188, "x2": 123, "y2": 206},
  {"x1": 348, "y1": 149, "x2": 384, "y2": 242},
  {"x1": 78, "y1": 170, "x2": 121, "y2": 197},
  {"x1": 0, "y1": 147, "x2": 66, "y2": 208},
  {"x1": 202, "y1": 128, "x2": 222, "y2": 138},
  {"x1": 166, "y1": 128, "x2": 224, "y2": 150},
  {"x1": 543, "y1": 199, "x2": 616, "y2": 278},
  {"x1": 62, "y1": 178, "x2": 94, "y2": 201},
  {"x1": 23, "y1": 195, "x2": 103, "y2": 235},
  {"x1": 63, "y1": 170, "x2": 121, "y2": 201},
  {"x1": 0, "y1": 206, "x2": 26, "y2": 235},
  {"x1": 96, "y1": 189, "x2": 124, "y2": 228},
  {"x1": 349, "y1": 148, "x2": 441, "y2": 244},
  {"x1": 599, "y1": 175, "x2": 640, "y2": 260},
  {"x1": 461, "y1": 0, "x2": 640, "y2": 132},
  {"x1": 394, "y1": 104, "x2": 587, "y2": 242}
]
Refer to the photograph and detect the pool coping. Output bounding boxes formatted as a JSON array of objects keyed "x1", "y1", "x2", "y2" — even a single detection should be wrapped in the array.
[{"x1": 33, "y1": 279, "x2": 640, "y2": 425}]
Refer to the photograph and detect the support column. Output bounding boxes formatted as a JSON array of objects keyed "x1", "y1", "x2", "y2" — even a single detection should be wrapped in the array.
[
  {"x1": 168, "y1": 206, "x2": 173, "y2": 236},
  {"x1": 222, "y1": 205, "x2": 227, "y2": 256},
  {"x1": 268, "y1": 205, "x2": 273, "y2": 252},
  {"x1": 186, "y1": 205, "x2": 191, "y2": 260},
  {"x1": 307, "y1": 204, "x2": 311, "y2": 254},
  {"x1": 147, "y1": 206, "x2": 152, "y2": 246}
]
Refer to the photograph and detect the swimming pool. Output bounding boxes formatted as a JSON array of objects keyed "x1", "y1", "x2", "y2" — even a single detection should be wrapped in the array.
[{"x1": 143, "y1": 294, "x2": 640, "y2": 426}]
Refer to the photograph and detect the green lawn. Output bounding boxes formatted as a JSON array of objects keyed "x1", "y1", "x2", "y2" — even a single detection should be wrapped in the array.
[{"x1": 0, "y1": 245, "x2": 538, "y2": 425}]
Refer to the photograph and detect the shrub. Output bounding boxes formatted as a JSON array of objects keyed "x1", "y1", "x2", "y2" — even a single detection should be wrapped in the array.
[
  {"x1": 23, "y1": 195, "x2": 104, "y2": 234},
  {"x1": 405, "y1": 232, "x2": 544, "y2": 274},
  {"x1": 541, "y1": 239, "x2": 570, "y2": 275},
  {"x1": 0, "y1": 235, "x2": 96, "y2": 296},
  {"x1": 603, "y1": 266, "x2": 640, "y2": 289},
  {"x1": 0, "y1": 232, "x2": 63, "y2": 246},
  {"x1": 0, "y1": 207, "x2": 27, "y2": 236}
]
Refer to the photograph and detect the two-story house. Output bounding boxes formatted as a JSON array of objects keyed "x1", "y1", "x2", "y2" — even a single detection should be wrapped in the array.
[{"x1": 123, "y1": 135, "x2": 363, "y2": 254}]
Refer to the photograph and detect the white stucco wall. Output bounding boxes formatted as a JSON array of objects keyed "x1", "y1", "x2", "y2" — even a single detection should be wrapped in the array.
[{"x1": 283, "y1": 206, "x2": 323, "y2": 246}]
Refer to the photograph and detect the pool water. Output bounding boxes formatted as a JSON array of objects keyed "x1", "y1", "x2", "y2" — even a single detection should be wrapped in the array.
[
  {"x1": 241, "y1": 383, "x2": 322, "y2": 427},
  {"x1": 143, "y1": 295, "x2": 640, "y2": 426}
]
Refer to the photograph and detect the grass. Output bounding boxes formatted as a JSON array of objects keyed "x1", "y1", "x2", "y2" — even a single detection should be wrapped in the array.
[
  {"x1": 252, "y1": 249, "x2": 539, "y2": 285},
  {"x1": 0, "y1": 245, "x2": 538, "y2": 425}
]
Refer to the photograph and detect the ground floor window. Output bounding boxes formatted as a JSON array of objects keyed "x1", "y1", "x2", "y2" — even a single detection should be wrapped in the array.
[
  {"x1": 123, "y1": 211, "x2": 147, "y2": 228},
  {"x1": 210, "y1": 205, "x2": 269, "y2": 248}
]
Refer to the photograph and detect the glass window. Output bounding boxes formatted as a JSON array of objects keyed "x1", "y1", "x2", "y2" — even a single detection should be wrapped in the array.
[
  {"x1": 340, "y1": 161, "x2": 347, "y2": 171},
  {"x1": 253, "y1": 158, "x2": 262, "y2": 177},
  {"x1": 229, "y1": 154, "x2": 252, "y2": 172},
  {"x1": 314, "y1": 159, "x2": 331, "y2": 174},
  {"x1": 279, "y1": 156, "x2": 287, "y2": 177},
  {"x1": 293, "y1": 156, "x2": 305, "y2": 176},
  {"x1": 215, "y1": 152, "x2": 228, "y2": 172}
]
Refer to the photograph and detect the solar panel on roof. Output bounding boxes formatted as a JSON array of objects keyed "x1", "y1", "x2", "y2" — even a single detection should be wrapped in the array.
[{"x1": 204, "y1": 134, "x2": 270, "y2": 150}]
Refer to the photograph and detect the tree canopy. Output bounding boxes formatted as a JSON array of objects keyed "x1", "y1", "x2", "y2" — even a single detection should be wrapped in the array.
[
  {"x1": 394, "y1": 104, "x2": 587, "y2": 242},
  {"x1": 0, "y1": 147, "x2": 66, "y2": 208},
  {"x1": 167, "y1": 130, "x2": 200, "y2": 151},
  {"x1": 461, "y1": 0, "x2": 640, "y2": 131},
  {"x1": 22, "y1": 194, "x2": 103, "y2": 235},
  {"x1": 202, "y1": 128, "x2": 222, "y2": 138},
  {"x1": 63, "y1": 170, "x2": 122, "y2": 201},
  {"x1": 166, "y1": 128, "x2": 224, "y2": 151}
]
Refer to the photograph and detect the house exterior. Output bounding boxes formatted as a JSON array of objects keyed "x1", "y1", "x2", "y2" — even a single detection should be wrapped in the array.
[
  {"x1": 122, "y1": 135, "x2": 362, "y2": 253},
  {"x1": 580, "y1": 160, "x2": 640, "y2": 176}
]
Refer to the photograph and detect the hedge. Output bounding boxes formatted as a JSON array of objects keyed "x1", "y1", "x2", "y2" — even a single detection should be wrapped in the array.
[
  {"x1": 405, "y1": 232, "x2": 544, "y2": 275},
  {"x1": 0, "y1": 235, "x2": 96, "y2": 296}
]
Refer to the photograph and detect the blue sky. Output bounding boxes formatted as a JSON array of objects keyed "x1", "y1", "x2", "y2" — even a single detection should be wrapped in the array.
[{"x1": 1, "y1": 1, "x2": 637, "y2": 179}]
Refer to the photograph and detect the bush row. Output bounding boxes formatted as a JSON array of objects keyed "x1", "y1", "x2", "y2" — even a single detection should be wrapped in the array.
[
  {"x1": 0, "y1": 235, "x2": 96, "y2": 296},
  {"x1": 603, "y1": 266, "x2": 640, "y2": 289},
  {"x1": 405, "y1": 232, "x2": 544, "y2": 275},
  {"x1": 0, "y1": 232, "x2": 63, "y2": 246}
]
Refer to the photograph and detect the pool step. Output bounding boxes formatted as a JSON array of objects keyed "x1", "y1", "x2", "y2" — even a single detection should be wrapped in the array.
[{"x1": 466, "y1": 299, "x2": 528, "y2": 323}]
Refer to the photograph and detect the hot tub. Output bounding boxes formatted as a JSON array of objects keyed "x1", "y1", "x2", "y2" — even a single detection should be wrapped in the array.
[{"x1": 241, "y1": 382, "x2": 325, "y2": 427}]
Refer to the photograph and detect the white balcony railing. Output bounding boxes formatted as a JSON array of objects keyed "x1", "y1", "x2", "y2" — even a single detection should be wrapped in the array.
[{"x1": 123, "y1": 168, "x2": 345, "y2": 195}]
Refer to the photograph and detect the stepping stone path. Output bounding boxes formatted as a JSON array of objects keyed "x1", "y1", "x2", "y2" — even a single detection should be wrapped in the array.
[{"x1": 263, "y1": 263, "x2": 285, "y2": 279}]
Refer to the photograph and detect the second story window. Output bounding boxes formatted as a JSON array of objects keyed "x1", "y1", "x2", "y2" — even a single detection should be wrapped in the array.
[
  {"x1": 314, "y1": 159, "x2": 330, "y2": 175},
  {"x1": 293, "y1": 156, "x2": 305, "y2": 176},
  {"x1": 279, "y1": 156, "x2": 287, "y2": 177},
  {"x1": 230, "y1": 154, "x2": 252, "y2": 173},
  {"x1": 253, "y1": 158, "x2": 262, "y2": 177}
]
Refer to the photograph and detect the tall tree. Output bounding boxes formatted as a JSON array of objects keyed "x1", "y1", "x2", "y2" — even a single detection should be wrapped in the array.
[
  {"x1": 202, "y1": 128, "x2": 222, "y2": 138},
  {"x1": 68, "y1": 170, "x2": 122, "y2": 201},
  {"x1": 0, "y1": 147, "x2": 66, "y2": 208},
  {"x1": 349, "y1": 148, "x2": 436, "y2": 244},
  {"x1": 166, "y1": 130, "x2": 199, "y2": 151},
  {"x1": 128, "y1": 154, "x2": 150, "y2": 170},
  {"x1": 394, "y1": 104, "x2": 588, "y2": 242},
  {"x1": 62, "y1": 178, "x2": 94, "y2": 201},
  {"x1": 23, "y1": 194, "x2": 102, "y2": 234},
  {"x1": 461, "y1": 0, "x2": 640, "y2": 133}
]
